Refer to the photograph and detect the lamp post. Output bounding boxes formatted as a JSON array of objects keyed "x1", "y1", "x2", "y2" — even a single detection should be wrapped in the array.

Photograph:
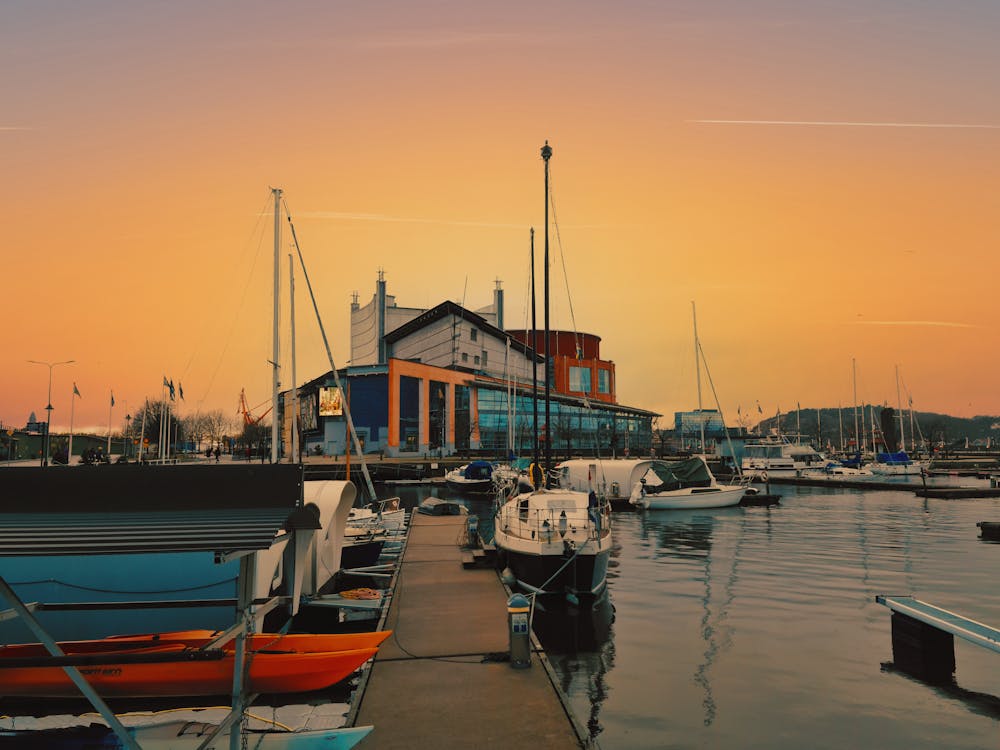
[
  {"x1": 125, "y1": 414, "x2": 132, "y2": 461},
  {"x1": 28, "y1": 359, "x2": 75, "y2": 467}
]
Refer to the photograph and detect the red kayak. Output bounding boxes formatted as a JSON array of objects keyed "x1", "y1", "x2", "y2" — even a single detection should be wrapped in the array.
[{"x1": 0, "y1": 631, "x2": 386, "y2": 698}]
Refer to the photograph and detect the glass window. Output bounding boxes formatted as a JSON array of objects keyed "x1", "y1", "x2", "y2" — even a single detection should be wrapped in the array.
[
  {"x1": 569, "y1": 366, "x2": 591, "y2": 392},
  {"x1": 470, "y1": 329, "x2": 478, "y2": 342},
  {"x1": 598, "y1": 370, "x2": 610, "y2": 394},
  {"x1": 474, "y1": 355, "x2": 480, "y2": 365},
  {"x1": 462, "y1": 352, "x2": 468, "y2": 363},
  {"x1": 482, "y1": 350, "x2": 487, "y2": 367}
]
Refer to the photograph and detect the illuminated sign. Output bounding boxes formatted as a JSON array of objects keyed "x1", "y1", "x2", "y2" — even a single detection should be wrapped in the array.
[{"x1": 318, "y1": 386, "x2": 343, "y2": 417}]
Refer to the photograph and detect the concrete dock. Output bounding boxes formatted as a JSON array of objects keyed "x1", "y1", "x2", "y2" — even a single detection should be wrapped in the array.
[{"x1": 353, "y1": 512, "x2": 586, "y2": 749}]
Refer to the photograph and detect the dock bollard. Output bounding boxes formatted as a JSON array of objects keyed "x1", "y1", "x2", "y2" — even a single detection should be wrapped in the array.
[{"x1": 507, "y1": 593, "x2": 531, "y2": 669}]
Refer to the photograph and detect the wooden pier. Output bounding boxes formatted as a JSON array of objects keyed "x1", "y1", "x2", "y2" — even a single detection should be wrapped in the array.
[{"x1": 352, "y1": 511, "x2": 587, "y2": 749}]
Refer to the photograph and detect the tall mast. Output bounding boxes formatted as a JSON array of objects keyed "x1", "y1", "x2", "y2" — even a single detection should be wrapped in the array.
[
  {"x1": 530, "y1": 227, "x2": 539, "y2": 478},
  {"x1": 852, "y1": 358, "x2": 859, "y2": 454},
  {"x1": 542, "y1": 140, "x2": 552, "y2": 475},
  {"x1": 271, "y1": 187, "x2": 282, "y2": 464},
  {"x1": 895, "y1": 365, "x2": 905, "y2": 452},
  {"x1": 289, "y1": 253, "x2": 298, "y2": 463},
  {"x1": 838, "y1": 402, "x2": 844, "y2": 453},
  {"x1": 692, "y1": 301, "x2": 705, "y2": 452}
]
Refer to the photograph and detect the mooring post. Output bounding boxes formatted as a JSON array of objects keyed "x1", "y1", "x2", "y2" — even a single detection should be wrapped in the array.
[{"x1": 890, "y1": 612, "x2": 955, "y2": 683}]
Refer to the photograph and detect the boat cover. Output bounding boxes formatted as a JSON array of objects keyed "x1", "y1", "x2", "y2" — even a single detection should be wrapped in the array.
[
  {"x1": 643, "y1": 458, "x2": 713, "y2": 491},
  {"x1": 875, "y1": 451, "x2": 911, "y2": 464},
  {"x1": 463, "y1": 460, "x2": 494, "y2": 480}
]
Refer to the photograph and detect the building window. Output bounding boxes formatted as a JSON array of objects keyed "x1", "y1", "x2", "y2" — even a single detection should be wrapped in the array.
[
  {"x1": 598, "y1": 370, "x2": 610, "y2": 394},
  {"x1": 474, "y1": 355, "x2": 481, "y2": 365},
  {"x1": 569, "y1": 366, "x2": 591, "y2": 393},
  {"x1": 481, "y1": 350, "x2": 487, "y2": 368},
  {"x1": 462, "y1": 352, "x2": 468, "y2": 363},
  {"x1": 470, "y1": 329, "x2": 478, "y2": 342}
]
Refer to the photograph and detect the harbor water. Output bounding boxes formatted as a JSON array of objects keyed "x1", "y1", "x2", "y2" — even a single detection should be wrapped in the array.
[{"x1": 394, "y1": 480, "x2": 1000, "y2": 749}]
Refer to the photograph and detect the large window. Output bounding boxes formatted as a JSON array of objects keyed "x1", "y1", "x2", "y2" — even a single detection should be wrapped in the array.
[
  {"x1": 398, "y1": 376, "x2": 420, "y2": 453},
  {"x1": 569, "y1": 366, "x2": 591, "y2": 393},
  {"x1": 597, "y1": 370, "x2": 610, "y2": 394}
]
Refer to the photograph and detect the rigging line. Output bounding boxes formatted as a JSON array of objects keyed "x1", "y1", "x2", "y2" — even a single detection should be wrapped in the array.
[
  {"x1": 198, "y1": 190, "x2": 274, "y2": 405},
  {"x1": 547, "y1": 166, "x2": 607, "y2": 471},
  {"x1": 547, "y1": 165, "x2": 583, "y2": 357},
  {"x1": 283, "y1": 198, "x2": 376, "y2": 502},
  {"x1": 697, "y1": 337, "x2": 743, "y2": 480}
]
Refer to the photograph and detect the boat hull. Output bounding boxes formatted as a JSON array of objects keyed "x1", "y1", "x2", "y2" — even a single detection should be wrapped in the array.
[
  {"x1": 497, "y1": 539, "x2": 610, "y2": 598},
  {"x1": 444, "y1": 478, "x2": 495, "y2": 494},
  {"x1": 634, "y1": 485, "x2": 745, "y2": 510},
  {"x1": 0, "y1": 645, "x2": 378, "y2": 698},
  {"x1": 0, "y1": 723, "x2": 373, "y2": 749}
]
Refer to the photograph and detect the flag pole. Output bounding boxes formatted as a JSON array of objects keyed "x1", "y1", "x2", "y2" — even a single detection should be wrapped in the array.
[
  {"x1": 68, "y1": 385, "x2": 77, "y2": 465},
  {"x1": 107, "y1": 392, "x2": 114, "y2": 455}
]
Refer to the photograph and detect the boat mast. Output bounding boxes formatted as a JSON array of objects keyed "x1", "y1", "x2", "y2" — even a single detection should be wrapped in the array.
[
  {"x1": 289, "y1": 254, "x2": 298, "y2": 464},
  {"x1": 271, "y1": 187, "x2": 282, "y2": 464},
  {"x1": 692, "y1": 301, "x2": 705, "y2": 453},
  {"x1": 838, "y1": 402, "x2": 844, "y2": 453},
  {"x1": 852, "y1": 358, "x2": 859, "y2": 455},
  {"x1": 895, "y1": 365, "x2": 905, "y2": 452},
  {"x1": 542, "y1": 140, "x2": 552, "y2": 476},
  {"x1": 531, "y1": 227, "x2": 539, "y2": 481}
]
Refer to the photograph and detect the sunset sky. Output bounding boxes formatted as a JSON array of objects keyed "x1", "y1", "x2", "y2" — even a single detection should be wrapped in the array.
[{"x1": 3, "y1": 1, "x2": 999, "y2": 434}]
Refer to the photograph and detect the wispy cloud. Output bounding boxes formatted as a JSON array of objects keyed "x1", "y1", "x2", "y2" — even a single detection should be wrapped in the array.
[
  {"x1": 353, "y1": 29, "x2": 590, "y2": 50},
  {"x1": 850, "y1": 320, "x2": 977, "y2": 328},
  {"x1": 1, "y1": 126, "x2": 32, "y2": 131},
  {"x1": 689, "y1": 120, "x2": 1000, "y2": 130}
]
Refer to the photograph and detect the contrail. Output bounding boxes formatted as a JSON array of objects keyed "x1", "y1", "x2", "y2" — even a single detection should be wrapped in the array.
[
  {"x1": 851, "y1": 320, "x2": 977, "y2": 328},
  {"x1": 689, "y1": 119, "x2": 1000, "y2": 130}
]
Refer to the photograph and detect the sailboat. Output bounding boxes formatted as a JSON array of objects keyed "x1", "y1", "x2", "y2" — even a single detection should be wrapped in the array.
[
  {"x1": 628, "y1": 303, "x2": 745, "y2": 509},
  {"x1": 492, "y1": 142, "x2": 613, "y2": 600}
]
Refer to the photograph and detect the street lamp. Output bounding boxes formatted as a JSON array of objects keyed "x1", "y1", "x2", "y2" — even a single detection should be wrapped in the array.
[{"x1": 28, "y1": 359, "x2": 75, "y2": 467}]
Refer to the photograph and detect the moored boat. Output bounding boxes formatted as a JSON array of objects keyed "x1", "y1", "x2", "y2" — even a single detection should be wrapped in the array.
[
  {"x1": 627, "y1": 457, "x2": 746, "y2": 510},
  {"x1": 444, "y1": 460, "x2": 498, "y2": 494}
]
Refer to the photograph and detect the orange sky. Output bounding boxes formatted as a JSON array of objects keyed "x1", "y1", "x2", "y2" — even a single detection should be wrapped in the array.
[{"x1": 3, "y1": 1, "x2": 999, "y2": 433}]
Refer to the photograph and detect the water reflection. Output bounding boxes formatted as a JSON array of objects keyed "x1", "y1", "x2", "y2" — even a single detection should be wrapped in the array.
[
  {"x1": 640, "y1": 509, "x2": 741, "y2": 727},
  {"x1": 533, "y1": 593, "x2": 616, "y2": 740}
]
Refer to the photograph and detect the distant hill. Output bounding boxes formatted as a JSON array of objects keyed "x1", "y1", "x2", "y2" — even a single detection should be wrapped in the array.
[{"x1": 752, "y1": 407, "x2": 1000, "y2": 450}]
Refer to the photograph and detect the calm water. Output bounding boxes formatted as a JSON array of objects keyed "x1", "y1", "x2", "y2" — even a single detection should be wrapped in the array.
[{"x1": 395, "y1": 481, "x2": 1000, "y2": 749}]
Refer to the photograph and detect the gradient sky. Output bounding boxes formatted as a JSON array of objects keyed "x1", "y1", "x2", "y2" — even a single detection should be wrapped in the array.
[{"x1": 3, "y1": 0, "x2": 999, "y2": 434}]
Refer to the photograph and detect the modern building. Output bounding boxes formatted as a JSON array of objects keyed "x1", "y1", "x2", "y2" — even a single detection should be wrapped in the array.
[{"x1": 279, "y1": 273, "x2": 658, "y2": 459}]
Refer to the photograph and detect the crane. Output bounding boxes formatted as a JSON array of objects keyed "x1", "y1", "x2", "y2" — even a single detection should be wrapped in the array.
[{"x1": 238, "y1": 388, "x2": 272, "y2": 427}]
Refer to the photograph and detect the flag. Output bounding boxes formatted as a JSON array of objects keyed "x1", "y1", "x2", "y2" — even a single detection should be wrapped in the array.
[
  {"x1": 73, "y1": 383, "x2": 81, "y2": 398},
  {"x1": 110, "y1": 392, "x2": 115, "y2": 408},
  {"x1": 179, "y1": 383, "x2": 184, "y2": 401},
  {"x1": 757, "y1": 401, "x2": 763, "y2": 414},
  {"x1": 168, "y1": 379, "x2": 175, "y2": 401},
  {"x1": 163, "y1": 375, "x2": 169, "y2": 388},
  {"x1": 737, "y1": 405, "x2": 741, "y2": 415}
]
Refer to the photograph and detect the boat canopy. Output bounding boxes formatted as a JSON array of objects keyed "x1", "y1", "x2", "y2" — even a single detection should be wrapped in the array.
[
  {"x1": 876, "y1": 451, "x2": 912, "y2": 465},
  {"x1": 643, "y1": 458, "x2": 713, "y2": 491},
  {"x1": 463, "y1": 460, "x2": 494, "y2": 480}
]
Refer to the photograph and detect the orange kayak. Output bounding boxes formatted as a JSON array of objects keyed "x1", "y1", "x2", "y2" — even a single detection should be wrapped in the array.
[
  {"x1": 102, "y1": 629, "x2": 393, "y2": 653},
  {"x1": 0, "y1": 644, "x2": 378, "y2": 697}
]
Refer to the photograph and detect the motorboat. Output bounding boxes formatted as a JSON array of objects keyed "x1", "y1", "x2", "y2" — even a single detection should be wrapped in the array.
[
  {"x1": 628, "y1": 457, "x2": 746, "y2": 510},
  {"x1": 347, "y1": 496, "x2": 406, "y2": 532},
  {"x1": 557, "y1": 458, "x2": 661, "y2": 501},
  {"x1": 444, "y1": 460, "x2": 500, "y2": 494},
  {"x1": 741, "y1": 435, "x2": 827, "y2": 478}
]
